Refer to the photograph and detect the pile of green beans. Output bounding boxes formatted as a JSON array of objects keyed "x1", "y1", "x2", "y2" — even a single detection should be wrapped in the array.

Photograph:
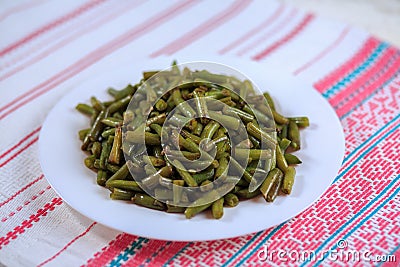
[{"x1": 76, "y1": 62, "x2": 309, "y2": 219}]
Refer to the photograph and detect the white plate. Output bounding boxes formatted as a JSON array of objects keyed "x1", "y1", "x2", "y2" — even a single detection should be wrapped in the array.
[{"x1": 39, "y1": 56, "x2": 345, "y2": 241}]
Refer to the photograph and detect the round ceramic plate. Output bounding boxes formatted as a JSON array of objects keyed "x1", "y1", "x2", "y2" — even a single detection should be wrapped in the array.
[{"x1": 39, "y1": 56, "x2": 345, "y2": 241}]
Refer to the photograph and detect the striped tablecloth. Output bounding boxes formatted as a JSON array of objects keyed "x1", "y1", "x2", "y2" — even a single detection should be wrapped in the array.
[{"x1": 0, "y1": 1, "x2": 399, "y2": 266}]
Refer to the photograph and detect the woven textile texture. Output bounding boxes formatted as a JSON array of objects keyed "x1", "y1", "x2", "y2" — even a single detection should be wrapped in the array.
[{"x1": 0, "y1": 1, "x2": 399, "y2": 266}]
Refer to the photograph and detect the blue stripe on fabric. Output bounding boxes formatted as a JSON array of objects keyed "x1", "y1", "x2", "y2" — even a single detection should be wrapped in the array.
[
  {"x1": 340, "y1": 114, "x2": 399, "y2": 166},
  {"x1": 160, "y1": 43, "x2": 396, "y2": 266},
  {"x1": 340, "y1": 69, "x2": 400, "y2": 120},
  {"x1": 109, "y1": 237, "x2": 148, "y2": 267},
  {"x1": 139, "y1": 241, "x2": 171, "y2": 267},
  {"x1": 333, "y1": 119, "x2": 399, "y2": 183},
  {"x1": 322, "y1": 42, "x2": 389, "y2": 98},
  {"x1": 219, "y1": 231, "x2": 263, "y2": 267},
  {"x1": 162, "y1": 243, "x2": 192, "y2": 267},
  {"x1": 220, "y1": 117, "x2": 399, "y2": 265},
  {"x1": 309, "y1": 176, "x2": 400, "y2": 267},
  {"x1": 233, "y1": 223, "x2": 287, "y2": 267}
]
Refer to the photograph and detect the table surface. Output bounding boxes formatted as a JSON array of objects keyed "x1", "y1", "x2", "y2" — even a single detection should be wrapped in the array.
[{"x1": 0, "y1": 1, "x2": 399, "y2": 266}]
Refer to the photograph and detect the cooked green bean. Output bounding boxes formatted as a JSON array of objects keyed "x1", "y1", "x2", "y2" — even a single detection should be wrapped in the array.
[
  {"x1": 172, "y1": 89, "x2": 196, "y2": 117},
  {"x1": 76, "y1": 103, "x2": 95, "y2": 116},
  {"x1": 141, "y1": 166, "x2": 173, "y2": 189},
  {"x1": 272, "y1": 110, "x2": 289, "y2": 125},
  {"x1": 185, "y1": 202, "x2": 212, "y2": 219},
  {"x1": 200, "y1": 180, "x2": 214, "y2": 192},
  {"x1": 84, "y1": 109, "x2": 109, "y2": 146},
  {"x1": 234, "y1": 148, "x2": 272, "y2": 161},
  {"x1": 276, "y1": 144, "x2": 288, "y2": 172},
  {"x1": 223, "y1": 106, "x2": 254, "y2": 123},
  {"x1": 266, "y1": 173, "x2": 283, "y2": 202},
  {"x1": 155, "y1": 99, "x2": 168, "y2": 111},
  {"x1": 99, "y1": 136, "x2": 113, "y2": 169},
  {"x1": 105, "y1": 163, "x2": 129, "y2": 186},
  {"x1": 259, "y1": 168, "x2": 282, "y2": 199},
  {"x1": 224, "y1": 193, "x2": 239, "y2": 207},
  {"x1": 101, "y1": 117, "x2": 122, "y2": 127},
  {"x1": 91, "y1": 141, "x2": 102, "y2": 158},
  {"x1": 106, "y1": 164, "x2": 121, "y2": 173},
  {"x1": 200, "y1": 120, "x2": 220, "y2": 140},
  {"x1": 207, "y1": 111, "x2": 240, "y2": 130},
  {"x1": 173, "y1": 160, "x2": 198, "y2": 187},
  {"x1": 279, "y1": 138, "x2": 291, "y2": 152},
  {"x1": 192, "y1": 122, "x2": 203, "y2": 136},
  {"x1": 284, "y1": 153, "x2": 302, "y2": 165},
  {"x1": 289, "y1": 116, "x2": 310, "y2": 128},
  {"x1": 108, "y1": 84, "x2": 136, "y2": 100},
  {"x1": 108, "y1": 126, "x2": 122, "y2": 165},
  {"x1": 181, "y1": 129, "x2": 202, "y2": 144},
  {"x1": 246, "y1": 122, "x2": 276, "y2": 149},
  {"x1": 263, "y1": 92, "x2": 276, "y2": 111},
  {"x1": 143, "y1": 155, "x2": 165, "y2": 167},
  {"x1": 288, "y1": 120, "x2": 301, "y2": 150},
  {"x1": 110, "y1": 188, "x2": 134, "y2": 200},
  {"x1": 108, "y1": 96, "x2": 130, "y2": 113},
  {"x1": 126, "y1": 130, "x2": 161, "y2": 145},
  {"x1": 78, "y1": 128, "x2": 90, "y2": 141},
  {"x1": 90, "y1": 96, "x2": 105, "y2": 111},
  {"x1": 97, "y1": 170, "x2": 108, "y2": 186},
  {"x1": 106, "y1": 180, "x2": 143, "y2": 192},
  {"x1": 84, "y1": 155, "x2": 95, "y2": 170},
  {"x1": 146, "y1": 113, "x2": 166, "y2": 126},
  {"x1": 77, "y1": 61, "x2": 309, "y2": 219},
  {"x1": 212, "y1": 198, "x2": 224, "y2": 219},
  {"x1": 132, "y1": 193, "x2": 165, "y2": 210},
  {"x1": 101, "y1": 128, "x2": 115, "y2": 138},
  {"x1": 166, "y1": 205, "x2": 185, "y2": 213},
  {"x1": 192, "y1": 167, "x2": 214, "y2": 184},
  {"x1": 236, "y1": 188, "x2": 260, "y2": 199},
  {"x1": 282, "y1": 166, "x2": 296, "y2": 194}
]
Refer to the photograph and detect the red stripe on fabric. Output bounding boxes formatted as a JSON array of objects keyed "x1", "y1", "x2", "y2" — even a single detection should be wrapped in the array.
[
  {"x1": 0, "y1": 126, "x2": 40, "y2": 159},
  {"x1": 122, "y1": 240, "x2": 169, "y2": 267},
  {"x1": 221, "y1": 126, "x2": 400, "y2": 266},
  {"x1": 0, "y1": 0, "x2": 105, "y2": 57},
  {"x1": 341, "y1": 114, "x2": 399, "y2": 173},
  {"x1": 0, "y1": 0, "x2": 49, "y2": 22},
  {"x1": 252, "y1": 13, "x2": 315, "y2": 61},
  {"x1": 146, "y1": 242, "x2": 188, "y2": 267},
  {"x1": 0, "y1": 0, "x2": 145, "y2": 82},
  {"x1": 150, "y1": 0, "x2": 251, "y2": 57},
  {"x1": 37, "y1": 222, "x2": 97, "y2": 267},
  {"x1": 236, "y1": 8, "x2": 297, "y2": 57},
  {"x1": 336, "y1": 56, "x2": 400, "y2": 117},
  {"x1": 314, "y1": 37, "x2": 380, "y2": 92},
  {"x1": 245, "y1": 180, "x2": 399, "y2": 265},
  {"x1": 0, "y1": 136, "x2": 38, "y2": 167},
  {"x1": 0, "y1": 0, "x2": 199, "y2": 120},
  {"x1": 293, "y1": 27, "x2": 350, "y2": 75},
  {"x1": 330, "y1": 46, "x2": 398, "y2": 107},
  {"x1": 1, "y1": 185, "x2": 51, "y2": 223},
  {"x1": 0, "y1": 197, "x2": 62, "y2": 250},
  {"x1": 219, "y1": 3, "x2": 285, "y2": 55},
  {"x1": 84, "y1": 234, "x2": 137, "y2": 267},
  {"x1": 243, "y1": 134, "x2": 400, "y2": 265},
  {"x1": 0, "y1": 174, "x2": 44, "y2": 208}
]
